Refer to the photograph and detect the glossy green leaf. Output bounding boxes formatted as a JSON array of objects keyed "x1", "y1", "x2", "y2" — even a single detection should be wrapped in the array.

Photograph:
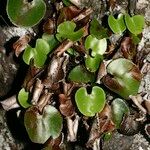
[
  {"x1": 24, "y1": 105, "x2": 63, "y2": 144},
  {"x1": 34, "y1": 52, "x2": 47, "y2": 67},
  {"x1": 85, "y1": 54, "x2": 102, "y2": 72},
  {"x1": 103, "y1": 58, "x2": 142, "y2": 99},
  {"x1": 103, "y1": 132, "x2": 112, "y2": 141},
  {"x1": 62, "y1": 0, "x2": 71, "y2": 6},
  {"x1": 56, "y1": 21, "x2": 84, "y2": 41},
  {"x1": 42, "y1": 34, "x2": 59, "y2": 51},
  {"x1": 18, "y1": 88, "x2": 31, "y2": 108},
  {"x1": 75, "y1": 86, "x2": 106, "y2": 116},
  {"x1": 68, "y1": 65, "x2": 95, "y2": 83},
  {"x1": 90, "y1": 18, "x2": 108, "y2": 39},
  {"x1": 108, "y1": 14, "x2": 126, "y2": 34},
  {"x1": 131, "y1": 34, "x2": 141, "y2": 45},
  {"x1": 125, "y1": 14, "x2": 144, "y2": 35},
  {"x1": 23, "y1": 38, "x2": 50, "y2": 67},
  {"x1": 67, "y1": 48, "x2": 78, "y2": 56},
  {"x1": 111, "y1": 98, "x2": 129, "y2": 128},
  {"x1": 7, "y1": 0, "x2": 46, "y2": 27},
  {"x1": 23, "y1": 46, "x2": 35, "y2": 65},
  {"x1": 85, "y1": 35, "x2": 107, "y2": 56},
  {"x1": 36, "y1": 39, "x2": 50, "y2": 55}
]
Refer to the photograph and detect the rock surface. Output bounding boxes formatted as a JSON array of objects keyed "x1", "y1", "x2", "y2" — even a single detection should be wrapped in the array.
[{"x1": 0, "y1": 109, "x2": 24, "y2": 150}]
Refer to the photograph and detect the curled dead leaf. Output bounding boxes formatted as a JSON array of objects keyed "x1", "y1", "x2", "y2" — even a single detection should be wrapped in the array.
[
  {"x1": 130, "y1": 66, "x2": 142, "y2": 81},
  {"x1": 119, "y1": 114, "x2": 141, "y2": 136},
  {"x1": 23, "y1": 60, "x2": 43, "y2": 91},
  {"x1": 144, "y1": 99, "x2": 150, "y2": 115},
  {"x1": 145, "y1": 124, "x2": 150, "y2": 138},
  {"x1": 1, "y1": 95, "x2": 20, "y2": 111},
  {"x1": 96, "y1": 61, "x2": 107, "y2": 84},
  {"x1": 57, "y1": 6, "x2": 81, "y2": 24},
  {"x1": 102, "y1": 74, "x2": 123, "y2": 91},
  {"x1": 108, "y1": 0, "x2": 116, "y2": 10},
  {"x1": 59, "y1": 94, "x2": 75, "y2": 117},
  {"x1": 31, "y1": 78, "x2": 44, "y2": 105},
  {"x1": 13, "y1": 34, "x2": 31, "y2": 57},
  {"x1": 120, "y1": 37, "x2": 136, "y2": 60},
  {"x1": 44, "y1": 134, "x2": 64, "y2": 150},
  {"x1": 43, "y1": 18, "x2": 56, "y2": 35},
  {"x1": 87, "y1": 104, "x2": 115, "y2": 148},
  {"x1": 97, "y1": 104, "x2": 115, "y2": 134},
  {"x1": 43, "y1": 55, "x2": 69, "y2": 88}
]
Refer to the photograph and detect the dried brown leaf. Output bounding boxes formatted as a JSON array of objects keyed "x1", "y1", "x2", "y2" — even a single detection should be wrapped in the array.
[
  {"x1": 57, "y1": 6, "x2": 81, "y2": 24},
  {"x1": 97, "y1": 104, "x2": 115, "y2": 134},
  {"x1": 119, "y1": 114, "x2": 140, "y2": 136},
  {"x1": 87, "y1": 104, "x2": 115, "y2": 148},
  {"x1": 43, "y1": 55, "x2": 69, "y2": 89},
  {"x1": 59, "y1": 94, "x2": 75, "y2": 117},
  {"x1": 102, "y1": 75, "x2": 123, "y2": 91},
  {"x1": 120, "y1": 37, "x2": 136, "y2": 60},
  {"x1": 145, "y1": 124, "x2": 150, "y2": 138},
  {"x1": 23, "y1": 60, "x2": 43, "y2": 91},
  {"x1": 1, "y1": 95, "x2": 20, "y2": 111},
  {"x1": 43, "y1": 18, "x2": 56, "y2": 35},
  {"x1": 108, "y1": 0, "x2": 116, "y2": 10},
  {"x1": 44, "y1": 134, "x2": 63, "y2": 150},
  {"x1": 96, "y1": 61, "x2": 107, "y2": 84},
  {"x1": 13, "y1": 34, "x2": 31, "y2": 57}
]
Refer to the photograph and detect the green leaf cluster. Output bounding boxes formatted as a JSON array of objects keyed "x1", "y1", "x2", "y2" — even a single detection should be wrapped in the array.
[
  {"x1": 108, "y1": 14, "x2": 144, "y2": 35},
  {"x1": 90, "y1": 18, "x2": 108, "y2": 39},
  {"x1": 23, "y1": 35, "x2": 58, "y2": 67},
  {"x1": 84, "y1": 35, "x2": 107, "y2": 72}
]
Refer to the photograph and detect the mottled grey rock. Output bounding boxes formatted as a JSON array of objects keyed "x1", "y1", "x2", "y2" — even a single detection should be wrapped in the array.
[
  {"x1": 103, "y1": 132, "x2": 133, "y2": 150},
  {"x1": 0, "y1": 109, "x2": 24, "y2": 150}
]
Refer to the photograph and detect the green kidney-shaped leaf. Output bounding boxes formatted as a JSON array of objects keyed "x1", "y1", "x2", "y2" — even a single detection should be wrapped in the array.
[
  {"x1": 75, "y1": 86, "x2": 106, "y2": 116},
  {"x1": 111, "y1": 98, "x2": 130, "y2": 128},
  {"x1": 23, "y1": 38, "x2": 50, "y2": 67},
  {"x1": 23, "y1": 46, "x2": 35, "y2": 65},
  {"x1": 90, "y1": 18, "x2": 108, "y2": 39},
  {"x1": 34, "y1": 52, "x2": 47, "y2": 67},
  {"x1": 103, "y1": 132, "x2": 112, "y2": 141},
  {"x1": 125, "y1": 14, "x2": 144, "y2": 35},
  {"x1": 131, "y1": 33, "x2": 141, "y2": 45},
  {"x1": 85, "y1": 35, "x2": 107, "y2": 56},
  {"x1": 36, "y1": 39, "x2": 50, "y2": 55},
  {"x1": 67, "y1": 48, "x2": 79, "y2": 56},
  {"x1": 103, "y1": 58, "x2": 142, "y2": 99},
  {"x1": 7, "y1": 0, "x2": 46, "y2": 27},
  {"x1": 62, "y1": 0, "x2": 72, "y2": 6},
  {"x1": 68, "y1": 65, "x2": 95, "y2": 83},
  {"x1": 24, "y1": 105, "x2": 63, "y2": 144},
  {"x1": 42, "y1": 34, "x2": 59, "y2": 51},
  {"x1": 18, "y1": 88, "x2": 31, "y2": 108},
  {"x1": 108, "y1": 14, "x2": 126, "y2": 34},
  {"x1": 85, "y1": 54, "x2": 102, "y2": 72},
  {"x1": 56, "y1": 21, "x2": 84, "y2": 41}
]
